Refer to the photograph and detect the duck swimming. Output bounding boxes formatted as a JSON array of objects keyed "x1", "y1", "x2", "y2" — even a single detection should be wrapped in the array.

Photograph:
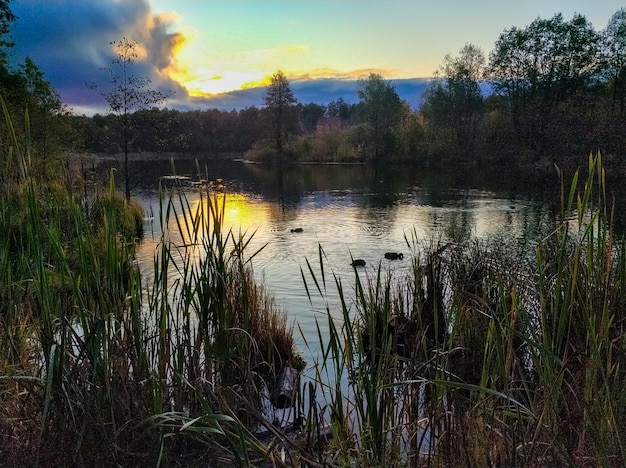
[
  {"x1": 384, "y1": 252, "x2": 403, "y2": 260},
  {"x1": 351, "y1": 259, "x2": 366, "y2": 267},
  {"x1": 290, "y1": 228, "x2": 303, "y2": 233}
]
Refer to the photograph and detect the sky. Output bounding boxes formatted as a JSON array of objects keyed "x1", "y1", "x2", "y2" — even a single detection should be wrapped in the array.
[{"x1": 8, "y1": 0, "x2": 626, "y2": 115}]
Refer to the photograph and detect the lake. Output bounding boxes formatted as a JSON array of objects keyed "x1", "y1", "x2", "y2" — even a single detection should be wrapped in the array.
[{"x1": 124, "y1": 158, "x2": 571, "y2": 367}]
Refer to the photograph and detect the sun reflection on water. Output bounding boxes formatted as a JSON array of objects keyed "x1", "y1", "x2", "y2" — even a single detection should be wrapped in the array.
[{"x1": 134, "y1": 169, "x2": 554, "y2": 371}]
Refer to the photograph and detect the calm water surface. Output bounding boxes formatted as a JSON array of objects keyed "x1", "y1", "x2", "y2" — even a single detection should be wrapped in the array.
[{"x1": 128, "y1": 159, "x2": 561, "y2": 364}]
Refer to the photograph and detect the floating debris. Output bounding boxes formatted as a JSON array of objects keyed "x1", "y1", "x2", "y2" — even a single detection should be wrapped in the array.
[{"x1": 271, "y1": 366, "x2": 300, "y2": 409}]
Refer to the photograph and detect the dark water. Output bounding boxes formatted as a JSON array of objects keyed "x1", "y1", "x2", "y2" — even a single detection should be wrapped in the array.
[{"x1": 124, "y1": 158, "x2": 621, "y2": 365}]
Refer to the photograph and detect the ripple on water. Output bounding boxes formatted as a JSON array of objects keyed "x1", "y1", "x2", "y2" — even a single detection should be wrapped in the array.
[{"x1": 133, "y1": 172, "x2": 542, "y2": 368}]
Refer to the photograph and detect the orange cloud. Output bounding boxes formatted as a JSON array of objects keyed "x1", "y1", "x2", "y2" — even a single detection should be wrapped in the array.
[
  {"x1": 232, "y1": 67, "x2": 410, "y2": 93},
  {"x1": 165, "y1": 44, "x2": 311, "y2": 96},
  {"x1": 273, "y1": 67, "x2": 407, "y2": 82}
]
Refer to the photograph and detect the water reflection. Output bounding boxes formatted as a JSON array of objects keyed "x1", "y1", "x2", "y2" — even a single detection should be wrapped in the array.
[{"x1": 128, "y1": 159, "x2": 558, "y2": 364}]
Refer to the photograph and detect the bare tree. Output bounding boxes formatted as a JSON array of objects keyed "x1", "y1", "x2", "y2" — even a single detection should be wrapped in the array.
[{"x1": 88, "y1": 38, "x2": 172, "y2": 200}]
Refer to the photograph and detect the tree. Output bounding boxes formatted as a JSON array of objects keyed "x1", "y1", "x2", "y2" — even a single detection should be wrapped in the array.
[
  {"x1": 0, "y1": 0, "x2": 66, "y2": 175},
  {"x1": 327, "y1": 97, "x2": 356, "y2": 124},
  {"x1": 263, "y1": 70, "x2": 297, "y2": 160},
  {"x1": 88, "y1": 38, "x2": 172, "y2": 200},
  {"x1": 298, "y1": 102, "x2": 326, "y2": 133},
  {"x1": 488, "y1": 14, "x2": 599, "y2": 146},
  {"x1": 0, "y1": 0, "x2": 15, "y2": 61},
  {"x1": 601, "y1": 8, "x2": 626, "y2": 114},
  {"x1": 356, "y1": 73, "x2": 404, "y2": 160},
  {"x1": 237, "y1": 106, "x2": 267, "y2": 152},
  {"x1": 0, "y1": 0, "x2": 16, "y2": 145},
  {"x1": 19, "y1": 57, "x2": 69, "y2": 168},
  {"x1": 422, "y1": 43, "x2": 485, "y2": 155}
]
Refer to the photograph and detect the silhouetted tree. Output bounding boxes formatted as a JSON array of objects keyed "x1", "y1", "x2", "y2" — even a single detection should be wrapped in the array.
[
  {"x1": 0, "y1": 0, "x2": 15, "y2": 58},
  {"x1": 488, "y1": 14, "x2": 599, "y2": 147},
  {"x1": 263, "y1": 70, "x2": 297, "y2": 160},
  {"x1": 0, "y1": 3, "x2": 70, "y2": 175},
  {"x1": 237, "y1": 106, "x2": 267, "y2": 152},
  {"x1": 327, "y1": 97, "x2": 356, "y2": 124},
  {"x1": 422, "y1": 43, "x2": 485, "y2": 156},
  {"x1": 601, "y1": 8, "x2": 626, "y2": 114},
  {"x1": 19, "y1": 57, "x2": 71, "y2": 167},
  {"x1": 298, "y1": 102, "x2": 326, "y2": 133},
  {"x1": 88, "y1": 38, "x2": 172, "y2": 200},
  {"x1": 356, "y1": 73, "x2": 404, "y2": 160}
]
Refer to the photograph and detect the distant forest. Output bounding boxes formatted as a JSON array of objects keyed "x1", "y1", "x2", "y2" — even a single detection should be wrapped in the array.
[{"x1": 4, "y1": 8, "x2": 626, "y2": 168}]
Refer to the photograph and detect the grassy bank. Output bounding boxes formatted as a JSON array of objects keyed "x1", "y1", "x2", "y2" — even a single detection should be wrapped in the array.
[{"x1": 0, "y1": 109, "x2": 304, "y2": 466}]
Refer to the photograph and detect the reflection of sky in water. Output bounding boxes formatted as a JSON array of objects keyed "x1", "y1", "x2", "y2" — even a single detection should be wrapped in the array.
[{"x1": 135, "y1": 182, "x2": 548, "y2": 370}]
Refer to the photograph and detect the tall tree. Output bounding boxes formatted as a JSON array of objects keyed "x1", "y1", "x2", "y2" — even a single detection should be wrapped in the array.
[
  {"x1": 356, "y1": 73, "x2": 404, "y2": 160},
  {"x1": 0, "y1": 3, "x2": 69, "y2": 176},
  {"x1": 488, "y1": 13, "x2": 599, "y2": 145},
  {"x1": 19, "y1": 57, "x2": 68, "y2": 167},
  {"x1": 263, "y1": 70, "x2": 297, "y2": 160},
  {"x1": 601, "y1": 8, "x2": 626, "y2": 114},
  {"x1": 327, "y1": 97, "x2": 355, "y2": 123},
  {"x1": 0, "y1": 0, "x2": 17, "y2": 114},
  {"x1": 88, "y1": 38, "x2": 172, "y2": 200},
  {"x1": 0, "y1": 0, "x2": 15, "y2": 61},
  {"x1": 422, "y1": 43, "x2": 485, "y2": 155},
  {"x1": 298, "y1": 102, "x2": 326, "y2": 133}
]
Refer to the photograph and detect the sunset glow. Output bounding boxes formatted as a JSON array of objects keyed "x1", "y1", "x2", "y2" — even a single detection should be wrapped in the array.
[
  {"x1": 164, "y1": 33, "x2": 312, "y2": 95},
  {"x1": 10, "y1": 0, "x2": 626, "y2": 113},
  {"x1": 170, "y1": 66, "x2": 267, "y2": 96},
  {"x1": 148, "y1": 0, "x2": 624, "y2": 98}
]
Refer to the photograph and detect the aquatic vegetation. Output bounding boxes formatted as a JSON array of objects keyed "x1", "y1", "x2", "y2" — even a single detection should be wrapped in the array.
[
  {"x1": 1, "y1": 99, "x2": 625, "y2": 467},
  {"x1": 296, "y1": 152, "x2": 626, "y2": 466},
  {"x1": 0, "y1": 108, "x2": 304, "y2": 466}
]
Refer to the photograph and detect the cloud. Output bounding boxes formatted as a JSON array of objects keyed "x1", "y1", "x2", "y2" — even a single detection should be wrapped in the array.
[
  {"x1": 175, "y1": 78, "x2": 432, "y2": 112},
  {"x1": 287, "y1": 67, "x2": 406, "y2": 82},
  {"x1": 145, "y1": 13, "x2": 187, "y2": 73},
  {"x1": 7, "y1": 1, "x2": 429, "y2": 114},
  {"x1": 10, "y1": 0, "x2": 188, "y2": 112}
]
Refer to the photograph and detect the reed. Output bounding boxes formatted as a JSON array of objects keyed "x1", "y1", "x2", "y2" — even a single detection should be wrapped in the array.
[
  {"x1": 0, "y1": 105, "x2": 303, "y2": 466},
  {"x1": 139, "y1": 173, "x2": 308, "y2": 465},
  {"x1": 2, "y1": 93, "x2": 626, "y2": 467},
  {"x1": 299, "y1": 152, "x2": 626, "y2": 466}
]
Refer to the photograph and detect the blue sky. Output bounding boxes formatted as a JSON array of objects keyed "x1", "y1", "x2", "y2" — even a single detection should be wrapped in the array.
[{"x1": 8, "y1": 0, "x2": 626, "y2": 115}]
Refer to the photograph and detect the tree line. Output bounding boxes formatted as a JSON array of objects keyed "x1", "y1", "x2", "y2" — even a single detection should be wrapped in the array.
[{"x1": 3, "y1": 4, "x2": 626, "y2": 171}]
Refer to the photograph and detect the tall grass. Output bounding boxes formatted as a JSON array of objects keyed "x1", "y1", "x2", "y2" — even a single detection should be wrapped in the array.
[
  {"x1": 0, "y1": 104, "x2": 305, "y2": 466},
  {"x1": 2, "y1": 94, "x2": 626, "y2": 468},
  {"x1": 299, "y1": 152, "x2": 626, "y2": 466}
]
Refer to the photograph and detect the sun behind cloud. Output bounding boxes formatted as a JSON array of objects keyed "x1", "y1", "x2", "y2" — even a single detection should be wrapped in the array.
[
  {"x1": 163, "y1": 36, "x2": 317, "y2": 95},
  {"x1": 164, "y1": 40, "x2": 268, "y2": 95},
  {"x1": 184, "y1": 69, "x2": 268, "y2": 95},
  {"x1": 159, "y1": 18, "x2": 416, "y2": 98}
]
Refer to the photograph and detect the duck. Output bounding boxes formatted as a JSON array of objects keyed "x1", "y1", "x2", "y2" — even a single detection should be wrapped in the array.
[
  {"x1": 351, "y1": 259, "x2": 366, "y2": 267},
  {"x1": 384, "y1": 252, "x2": 404, "y2": 260},
  {"x1": 290, "y1": 227, "x2": 303, "y2": 233}
]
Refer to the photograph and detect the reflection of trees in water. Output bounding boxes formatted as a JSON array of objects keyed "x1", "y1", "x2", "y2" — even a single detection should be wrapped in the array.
[
  {"x1": 444, "y1": 210, "x2": 473, "y2": 242},
  {"x1": 125, "y1": 159, "x2": 626, "y2": 240},
  {"x1": 519, "y1": 202, "x2": 555, "y2": 242},
  {"x1": 127, "y1": 158, "x2": 559, "y2": 204}
]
